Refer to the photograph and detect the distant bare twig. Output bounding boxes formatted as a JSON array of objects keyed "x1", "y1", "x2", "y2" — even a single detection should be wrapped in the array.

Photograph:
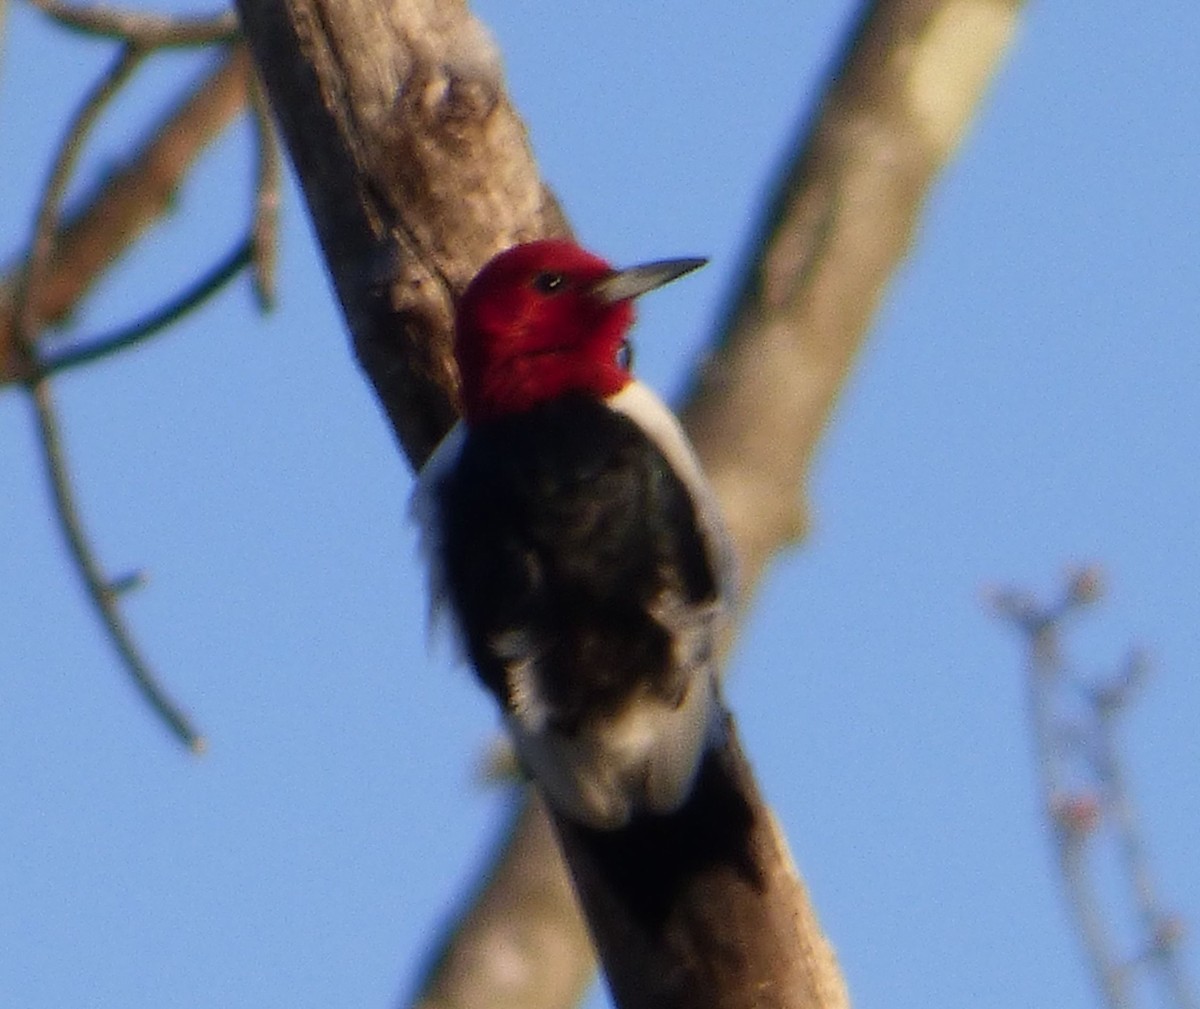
[
  {"x1": 990, "y1": 567, "x2": 1195, "y2": 1009},
  {"x1": 14, "y1": 45, "x2": 146, "y2": 347}
]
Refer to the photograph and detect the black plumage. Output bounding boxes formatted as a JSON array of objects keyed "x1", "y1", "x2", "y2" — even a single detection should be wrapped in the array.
[{"x1": 431, "y1": 393, "x2": 718, "y2": 731}]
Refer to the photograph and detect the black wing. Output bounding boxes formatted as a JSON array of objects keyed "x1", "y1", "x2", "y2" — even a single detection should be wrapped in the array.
[{"x1": 433, "y1": 393, "x2": 718, "y2": 729}]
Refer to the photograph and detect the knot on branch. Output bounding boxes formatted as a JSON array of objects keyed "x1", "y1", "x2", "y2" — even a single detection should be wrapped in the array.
[{"x1": 395, "y1": 19, "x2": 503, "y2": 135}]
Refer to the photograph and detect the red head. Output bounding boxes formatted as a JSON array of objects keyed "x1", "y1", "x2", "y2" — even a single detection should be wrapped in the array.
[{"x1": 454, "y1": 239, "x2": 705, "y2": 424}]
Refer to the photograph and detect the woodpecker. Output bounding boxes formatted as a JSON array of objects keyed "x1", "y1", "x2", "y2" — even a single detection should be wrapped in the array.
[{"x1": 412, "y1": 239, "x2": 736, "y2": 829}]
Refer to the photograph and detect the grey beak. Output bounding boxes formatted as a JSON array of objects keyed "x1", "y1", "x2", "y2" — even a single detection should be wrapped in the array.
[{"x1": 591, "y1": 256, "x2": 708, "y2": 304}]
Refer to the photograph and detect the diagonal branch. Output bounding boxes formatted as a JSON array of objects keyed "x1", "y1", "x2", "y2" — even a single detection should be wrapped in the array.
[
  {"x1": 684, "y1": 0, "x2": 1023, "y2": 589},
  {"x1": 1, "y1": 45, "x2": 252, "y2": 386},
  {"x1": 9, "y1": 41, "x2": 206, "y2": 748},
  {"x1": 412, "y1": 793, "x2": 596, "y2": 1009},
  {"x1": 11, "y1": 42, "x2": 204, "y2": 750},
  {"x1": 247, "y1": 69, "x2": 282, "y2": 310},
  {"x1": 13, "y1": 44, "x2": 146, "y2": 350}
]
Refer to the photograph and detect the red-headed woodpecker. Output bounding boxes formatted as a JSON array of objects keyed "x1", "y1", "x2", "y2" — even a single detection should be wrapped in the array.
[{"x1": 412, "y1": 240, "x2": 736, "y2": 829}]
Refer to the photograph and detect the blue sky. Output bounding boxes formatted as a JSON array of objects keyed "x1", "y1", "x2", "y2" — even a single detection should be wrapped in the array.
[{"x1": 2, "y1": 2, "x2": 1198, "y2": 1008}]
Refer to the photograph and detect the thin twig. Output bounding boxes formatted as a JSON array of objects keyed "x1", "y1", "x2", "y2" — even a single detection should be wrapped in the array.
[
  {"x1": 1028, "y1": 623, "x2": 1131, "y2": 1009},
  {"x1": 39, "y1": 236, "x2": 253, "y2": 376},
  {"x1": 991, "y1": 570, "x2": 1196, "y2": 1009},
  {"x1": 16, "y1": 44, "x2": 145, "y2": 349},
  {"x1": 14, "y1": 43, "x2": 203, "y2": 750},
  {"x1": 1097, "y1": 671, "x2": 1198, "y2": 1009},
  {"x1": 247, "y1": 72, "x2": 281, "y2": 311},
  {"x1": 29, "y1": 0, "x2": 238, "y2": 47},
  {"x1": 25, "y1": 378, "x2": 205, "y2": 750}
]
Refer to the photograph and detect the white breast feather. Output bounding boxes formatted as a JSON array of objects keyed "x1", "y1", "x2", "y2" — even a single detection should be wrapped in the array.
[
  {"x1": 509, "y1": 382, "x2": 737, "y2": 827},
  {"x1": 608, "y1": 380, "x2": 739, "y2": 610}
]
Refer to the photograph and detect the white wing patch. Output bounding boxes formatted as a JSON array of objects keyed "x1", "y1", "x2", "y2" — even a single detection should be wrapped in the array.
[
  {"x1": 491, "y1": 629, "x2": 550, "y2": 732},
  {"x1": 411, "y1": 425, "x2": 555, "y2": 726},
  {"x1": 647, "y1": 591, "x2": 720, "y2": 687},
  {"x1": 506, "y1": 669, "x2": 722, "y2": 830},
  {"x1": 608, "y1": 380, "x2": 739, "y2": 611},
  {"x1": 409, "y1": 421, "x2": 468, "y2": 654}
]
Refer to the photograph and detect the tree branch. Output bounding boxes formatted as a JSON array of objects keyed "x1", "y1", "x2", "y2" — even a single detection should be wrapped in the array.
[
  {"x1": 412, "y1": 794, "x2": 596, "y2": 1009},
  {"x1": 248, "y1": 70, "x2": 282, "y2": 310},
  {"x1": 235, "y1": 0, "x2": 569, "y2": 466},
  {"x1": 9, "y1": 42, "x2": 204, "y2": 747},
  {"x1": 5, "y1": 41, "x2": 234, "y2": 749},
  {"x1": 25, "y1": 376, "x2": 205, "y2": 750},
  {"x1": 1, "y1": 45, "x2": 251, "y2": 385},
  {"x1": 552, "y1": 722, "x2": 846, "y2": 1009},
  {"x1": 684, "y1": 0, "x2": 1022, "y2": 589},
  {"x1": 13, "y1": 43, "x2": 145, "y2": 352},
  {"x1": 990, "y1": 571, "x2": 1197, "y2": 1009},
  {"x1": 38, "y1": 236, "x2": 253, "y2": 377}
]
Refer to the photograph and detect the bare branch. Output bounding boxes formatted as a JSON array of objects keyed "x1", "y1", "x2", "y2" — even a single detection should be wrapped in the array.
[
  {"x1": 1029, "y1": 614, "x2": 1132, "y2": 1009},
  {"x1": 10, "y1": 43, "x2": 204, "y2": 750},
  {"x1": 1, "y1": 46, "x2": 252, "y2": 385},
  {"x1": 992, "y1": 569, "x2": 1197, "y2": 1009},
  {"x1": 38, "y1": 236, "x2": 253, "y2": 376},
  {"x1": 683, "y1": 0, "x2": 1023, "y2": 587},
  {"x1": 13, "y1": 44, "x2": 145, "y2": 353},
  {"x1": 552, "y1": 722, "x2": 848, "y2": 1009},
  {"x1": 412, "y1": 794, "x2": 596, "y2": 1009},
  {"x1": 24, "y1": 377, "x2": 205, "y2": 750},
  {"x1": 29, "y1": 0, "x2": 238, "y2": 47},
  {"x1": 236, "y1": 0, "x2": 570, "y2": 467}
]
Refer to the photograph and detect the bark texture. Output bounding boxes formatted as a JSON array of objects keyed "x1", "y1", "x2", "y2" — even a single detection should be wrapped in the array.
[
  {"x1": 236, "y1": 0, "x2": 568, "y2": 465},
  {"x1": 554, "y1": 722, "x2": 845, "y2": 1009},
  {"x1": 234, "y1": 0, "x2": 1023, "y2": 1007}
]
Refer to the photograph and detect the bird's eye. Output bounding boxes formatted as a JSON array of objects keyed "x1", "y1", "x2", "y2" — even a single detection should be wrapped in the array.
[{"x1": 532, "y1": 271, "x2": 566, "y2": 294}]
